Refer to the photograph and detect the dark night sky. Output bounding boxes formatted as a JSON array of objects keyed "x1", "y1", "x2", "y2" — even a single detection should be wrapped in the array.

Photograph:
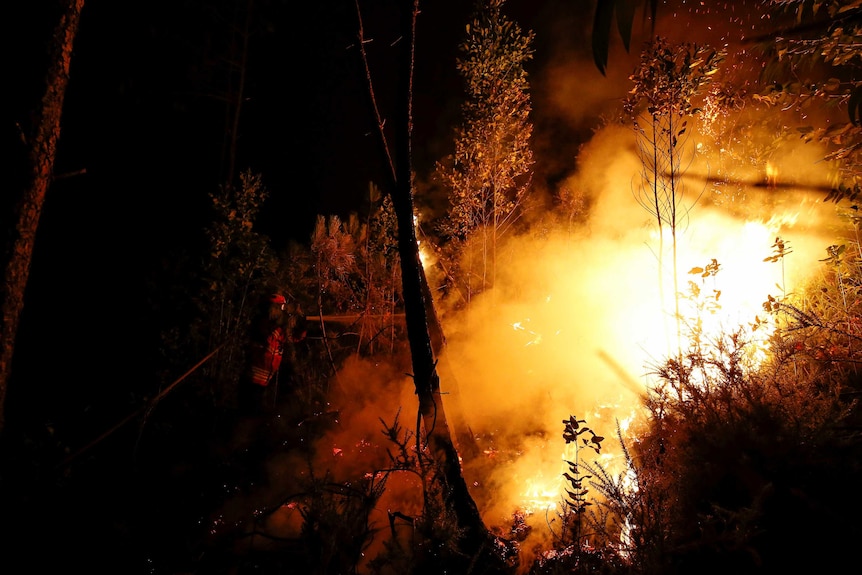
[
  {"x1": 4, "y1": 0, "x2": 615, "y2": 431},
  {"x1": 27, "y1": 0, "x2": 587, "y2": 243},
  {"x1": 37, "y1": 0, "x2": 558, "y2": 246}
]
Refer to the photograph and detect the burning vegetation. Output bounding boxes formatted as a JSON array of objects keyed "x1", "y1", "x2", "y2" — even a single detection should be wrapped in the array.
[{"x1": 174, "y1": 1, "x2": 862, "y2": 568}]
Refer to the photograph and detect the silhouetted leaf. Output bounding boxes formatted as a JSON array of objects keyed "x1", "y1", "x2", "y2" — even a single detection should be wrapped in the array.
[
  {"x1": 616, "y1": 0, "x2": 638, "y2": 52},
  {"x1": 849, "y1": 84, "x2": 862, "y2": 126},
  {"x1": 591, "y1": 0, "x2": 614, "y2": 75}
]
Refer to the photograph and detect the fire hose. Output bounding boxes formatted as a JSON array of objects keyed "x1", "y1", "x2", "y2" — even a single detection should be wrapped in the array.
[
  {"x1": 55, "y1": 341, "x2": 227, "y2": 471},
  {"x1": 56, "y1": 314, "x2": 405, "y2": 471}
]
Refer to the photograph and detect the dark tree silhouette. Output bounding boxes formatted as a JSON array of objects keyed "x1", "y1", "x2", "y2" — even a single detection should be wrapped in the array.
[
  {"x1": 354, "y1": 0, "x2": 514, "y2": 568},
  {"x1": 0, "y1": 0, "x2": 84, "y2": 436},
  {"x1": 590, "y1": 0, "x2": 657, "y2": 75}
]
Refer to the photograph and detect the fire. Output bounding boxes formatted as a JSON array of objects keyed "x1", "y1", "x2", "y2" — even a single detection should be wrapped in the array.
[
  {"x1": 515, "y1": 408, "x2": 640, "y2": 515},
  {"x1": 415, "y1": 212, "x2": 437, "y2": 268},
  {"x1": 414, "y1": 118, "x2": 847, "y2": 562},
  {"x1": 445, "y1": 187, "x2": 843, "y2": 555},
  {"x1": 520, "y1": 470, "x2": 564, "y2": 514},
  {"x1": 644, "y1": 213, "x2": 802, "y2": 367},
  {"x1": 766, "y1": 161, "x2": 778, "y2": 187}
]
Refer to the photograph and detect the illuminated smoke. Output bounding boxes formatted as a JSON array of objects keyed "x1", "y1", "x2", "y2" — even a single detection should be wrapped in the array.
[
  {"x1": 297, "y1": 116, "x2": 848, "y2": 571},
  {"x1": 434, "y1": 117, "x2": 846, "y2": 554},
  {"x1": 299, "y1": 2, "x2": 852, "y2": 566}
]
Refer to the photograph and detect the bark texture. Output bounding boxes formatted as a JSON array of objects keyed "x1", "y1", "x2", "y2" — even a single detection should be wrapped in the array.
[{"x1": 0, "y1": 0, "x2": 85, "y2": 435}]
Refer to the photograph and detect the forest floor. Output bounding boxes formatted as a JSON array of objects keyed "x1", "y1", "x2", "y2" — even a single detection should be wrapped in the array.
[{"x1": 0, "y1": 386, "x2": 340, "y2": 574}]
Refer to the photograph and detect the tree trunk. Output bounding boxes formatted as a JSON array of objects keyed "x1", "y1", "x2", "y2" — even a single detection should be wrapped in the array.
[
  {"x1": 352, "y1": 0, "x2": 477, "y2": 459},
  {"x1": 386, "y1": 1, "x2": 509, "y2": 568},
  {"x1": 222, "y1": 0, "x2": 253, "y2": 188},
  {"x1": 0, "y1": 0, "x2": 85, "y2": 437}
]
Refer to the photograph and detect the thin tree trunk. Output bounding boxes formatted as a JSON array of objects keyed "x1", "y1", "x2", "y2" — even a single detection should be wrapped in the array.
[
  {"x1": 222, "y1": 0, "x2": 253, "y2": 187},
  {"x1": 0, "y1": 0, "x2": 85, "y2": 436},
  {"x1": 352, "y1": 0, "x2": 477, "y2": 456},
  {"x1": 385, "y1": 0, "x2": 510, "y2": 566},
  {"x1": 352, "y1": 0, "x2": 510, "y2": 565}
]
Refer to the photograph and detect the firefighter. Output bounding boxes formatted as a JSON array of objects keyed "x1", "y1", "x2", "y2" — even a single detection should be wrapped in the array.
[{"x1": 240, "y1": 293, "x2": 289, "y2": 415}]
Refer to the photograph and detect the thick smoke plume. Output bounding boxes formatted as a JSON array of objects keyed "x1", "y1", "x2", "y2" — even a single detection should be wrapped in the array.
[{"x1": 298, "y1": 1, "x2": 851, "y2": 565}]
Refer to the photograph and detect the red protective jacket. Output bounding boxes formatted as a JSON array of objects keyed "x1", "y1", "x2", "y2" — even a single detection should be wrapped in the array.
[{"x1": 248, "y1": 326, "x2": 286, "y2": 387}]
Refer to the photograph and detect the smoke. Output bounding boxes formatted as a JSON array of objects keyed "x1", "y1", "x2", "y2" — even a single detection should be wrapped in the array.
[
  {"x1": 310, "y1": 354, "x2": 419, "y2": 484},
  {"x1": 433, "y1": 111, "x2": 847, "y2": 554},
  {"x1": 293, "y1": 122, "x2": 847, "y2": 575},
  {"x1": 294, "y1": 2, "x2": 852, "y2": 567},
  {"x1": 296, "y1": 109, "x2": 848, "y2": 568}
]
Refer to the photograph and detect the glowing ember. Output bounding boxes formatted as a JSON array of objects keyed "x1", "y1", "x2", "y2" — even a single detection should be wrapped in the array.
[{"x1": 512, "y1": 319, "x2": 542, "y2": 346}]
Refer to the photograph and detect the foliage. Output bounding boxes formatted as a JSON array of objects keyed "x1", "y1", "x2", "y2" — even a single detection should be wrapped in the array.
[
  {"x1": 580, "y1": 420, "x2": 670, "y2": 575},
  {"x1": 753, "y1": 0, "x2": 862, "y2": 203},
  {"x1": 677, "y1": 258, "x2": 725, "y2": 360},
  {"x1": 624, "y1": 36, "x2": 725, "y2": 353},
  {"x1": 529, "y1": 416, "x2": 633, "y2": 575},
  {"x1": 560, "y1": 416, "x2": 603, "y2": 523},
  {"x1": 623, "y1": 34, "x2": 724, "y2": 213},
  {"x1": 308, "y1": 188, "x2": 403, "y2": 360},
  {"x1": 623, "y1": 36, "x2": 724, "y2": 123},
  {"x1": 771, "y1": 235, "x2": 862, "y2": 371},
  {"x1": 434, "y1": 0, "x2": 535, "y2": 299},
  {"x1": 311, "y1": 213, "x2": 360, "y2": 314},
  {"x1": 620, "y1": 252, "x2": 862, "y2": 573},
  {"x1": 559, "y1": 416, "x2": 604, "y2": 543},
  {"x1": 531, "y1": 233, "x2": 862, "y2": 574},
  {"x1": 160, "y1": 170, "x2": 279, "y2": 410},
  {"x1": 589, "y1": 0, "x2": 658, "y2": 76},
  {"x1": 556, "y1": 184, "x2": 591, "y2": 233},
  {"x1": 296, "y1": 468, "x2": 388, "y2": 575},
  {"x1": 693, "y1": 79, "x2": 759, "y2": 205},
  {"x1": 364, "y1": 410, "x2": 471, "y2": 574},
  {"x1": 359, "y1": 187, "x2": 402, "y2": 355}
]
